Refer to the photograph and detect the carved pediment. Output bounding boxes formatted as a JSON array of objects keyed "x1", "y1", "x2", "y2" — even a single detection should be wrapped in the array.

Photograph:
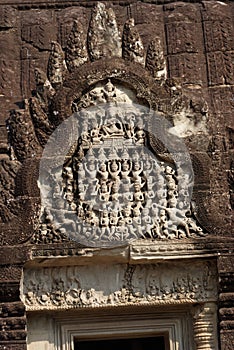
[{"x1": 1, "y1": 2, "x2": 212, "y2": 248}]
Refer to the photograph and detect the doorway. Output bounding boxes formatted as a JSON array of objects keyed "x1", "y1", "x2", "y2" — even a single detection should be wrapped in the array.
[{"x1": 74, "y1": 336, "x2": 166, "y2": 350}]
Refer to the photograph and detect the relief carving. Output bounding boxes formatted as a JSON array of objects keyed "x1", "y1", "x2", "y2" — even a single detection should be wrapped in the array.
[
  {"x1": 88, "y1": 2, "x2": 121, "y2": 61},
  {"x1": 193, "y1": 302, "x2": 218, "y2": 350},
  {"x1": 47, "y1": 41, "x2": 67, "y2": 88},
  {"x1": 0, "y1": 6, "x2": 16, "y2": 29},
  {"x1": 207, "y1": 51, "x2": 234, "y2": 86},
  {"x1": 33, "y1": 79, "x2": 207, "y2": 245},
  {"x1": 166, "y1": 22, "x2": 199, "y2": 54},
  {"x1": 22, "y1": 261, "x2": 217, "y2": 310},
  {"x1": 122, "y1": 18, "x2": 145, "y2": 65},
  {"x1": 29, "y1": 97, "x2": 54, "y2": 147},
  {"x1": 146, "y1": 37, "x2": 167, "y2": 81},
  {"x1": 65, "y1": 20, "x2": 88, "y2": 71},
  {"x1": 7, "y1": 101, "x2": 41, "y2": 163},
  {"x1": 4, "y1": 2, "x2": 210, "y2": 240},
  {"x1": 167, "y1": 54, "x2": 204, "y2": 86},
  {"x1": 0, "y1": 156, "x2": 21, "y2": 223}
]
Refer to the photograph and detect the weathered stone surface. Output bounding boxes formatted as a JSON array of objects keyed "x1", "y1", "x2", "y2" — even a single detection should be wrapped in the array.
[
  {"x1": 22, "y1": 259, "x2": 217, "y2": 310},
  {"x1": 0, "y1": 1, "x2": 233, "y2": 349},
  {"x1": 88, "y1": 2, "x2": 121, "y2": 61},
  {"x1": 65, "y1": 20, "x2": 88, "y2": 71}
]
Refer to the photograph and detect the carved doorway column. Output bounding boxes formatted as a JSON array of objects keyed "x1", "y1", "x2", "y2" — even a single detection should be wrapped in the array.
[{"x1": 193, "y1": 302, "x2": 218, "y2": 350}]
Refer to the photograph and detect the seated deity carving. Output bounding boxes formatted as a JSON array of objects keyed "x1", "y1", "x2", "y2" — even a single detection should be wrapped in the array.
[{"x1": 101, "y1": 120, "x2": 124, "y2": 137}]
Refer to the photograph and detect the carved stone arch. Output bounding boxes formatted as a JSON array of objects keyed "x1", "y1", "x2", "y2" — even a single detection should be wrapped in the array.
[
  {"x1": 51, "y1": 57, "x2": 166, "y2": 124},
  {"x1": 10, "y1": 55, "x2": 213, "y2": 245}
]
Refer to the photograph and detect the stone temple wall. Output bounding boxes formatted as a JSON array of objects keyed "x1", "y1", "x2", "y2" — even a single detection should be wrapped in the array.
[{"x1": 0, "y1": 1, "x2": 233, "y2": 349}]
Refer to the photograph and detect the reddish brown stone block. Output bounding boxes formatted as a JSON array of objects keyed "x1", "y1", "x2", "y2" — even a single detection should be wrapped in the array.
[
  {"x1": 167, "y1": 53, "x2": 206, "y2": 85},
  {"x1": 203, "y1": 20, "x2": 234, "y2": 53},
  {"x1": 207, "y1": 51, "x2": 234, "y2": 86}
]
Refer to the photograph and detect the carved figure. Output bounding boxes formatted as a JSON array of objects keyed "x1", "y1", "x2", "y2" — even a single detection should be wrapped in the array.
[
  {"x1": 108, "y1": 160, "x2": 121, "y2": 182},
  {"x1": 101, "y1": 120, "x2": 124, "y2": 137},
  {"x1": 121, "y1": 160, "x2": 132, "y2": 181},
  {"x1": 132, "y1": 160, "x2": 143, "y2": 184}
]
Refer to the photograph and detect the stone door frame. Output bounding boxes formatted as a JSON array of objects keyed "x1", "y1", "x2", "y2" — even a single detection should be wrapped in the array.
[{"x1": 27, "y1": 306, "x2": 195, "y2": 350}]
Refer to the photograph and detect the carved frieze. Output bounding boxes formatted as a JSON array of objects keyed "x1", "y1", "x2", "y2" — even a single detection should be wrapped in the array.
[{"x1": 22, "y1": 260, "x2": 217, "y2": 310}]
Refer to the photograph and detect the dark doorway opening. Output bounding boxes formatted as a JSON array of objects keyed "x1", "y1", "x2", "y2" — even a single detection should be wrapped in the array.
[{"x1": 74, "y1": 336, "x2": 166, "y2": 350}]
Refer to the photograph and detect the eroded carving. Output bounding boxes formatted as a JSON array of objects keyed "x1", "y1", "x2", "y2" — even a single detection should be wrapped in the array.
[
  {"x1": 0, "y1": 156, "x2": 21, "y2": 223},
  {"x1": 47, "y1": 41, "x2": 67, "y2": 88},
  {"x1": 88, "y1": 2, "x2": 121, "y2": 61},
  {"x1": 122, "y1": 19, "x2": 145, "y2": 65},
  {"x1": 146, "y1": 37, "x2": 167, "y2": 81},
  {"x1": 163, "y1": 81, "x2": 209, "y2": 138},
  {"x1": 65, "y1": 20, "x2": 88, "y2": 71},
  {"x1": 7, "y1": 101, "x2": 41, "y2": 163},
  {"x1": 22, "y1": 260, "x2": 217, "y2": 310}
]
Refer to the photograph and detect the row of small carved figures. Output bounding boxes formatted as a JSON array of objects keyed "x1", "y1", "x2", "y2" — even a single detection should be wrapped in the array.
[
  {"x1": 25, "y1": 282, "x2": 207, "y2": 306},
  {"x1": 63, "y1": 160, "x2": 179, "y2": 200},
  {"x1": 72, "y1": 205, "x2": 204, "y2": 240},
  {"x1": 34, "y1": 204, "x2": 203, "y2": 244},
  {"x1": 65, "y1": 159, "x2": 177, "y2": 182}
]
